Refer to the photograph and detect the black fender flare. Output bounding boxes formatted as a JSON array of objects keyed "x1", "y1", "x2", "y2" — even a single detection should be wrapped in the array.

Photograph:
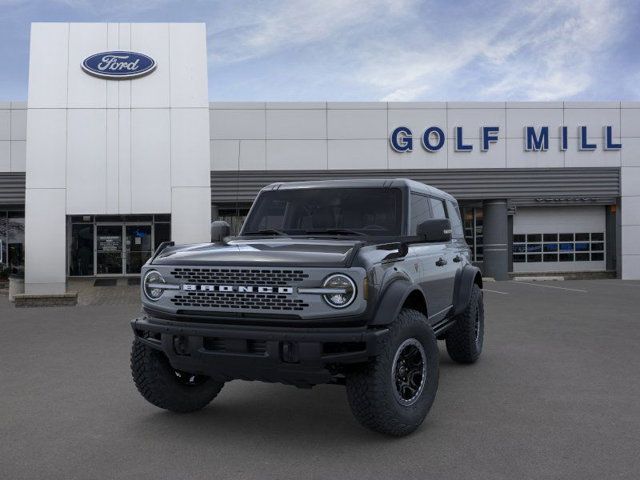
[
  {"x1": 452, "y1": 264, "x2": 483, "y2": 316},
  {"x1": 369, "y1": 279, "x2": 427, "y2": 326}
]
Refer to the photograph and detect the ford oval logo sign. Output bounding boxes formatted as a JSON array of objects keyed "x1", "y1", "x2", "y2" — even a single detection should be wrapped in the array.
[{"x1": 81, "y1": 51, "x2": 156, "y2": 79}]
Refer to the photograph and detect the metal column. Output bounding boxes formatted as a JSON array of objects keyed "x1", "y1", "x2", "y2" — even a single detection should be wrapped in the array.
[{"x1": 482, "y1": 200, "x2": 509, "y2": 281}]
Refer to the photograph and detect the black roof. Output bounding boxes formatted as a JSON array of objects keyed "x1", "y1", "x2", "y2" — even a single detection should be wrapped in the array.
[{"x1": 260, "y1": 178, "x2": 456, "y2": 201}]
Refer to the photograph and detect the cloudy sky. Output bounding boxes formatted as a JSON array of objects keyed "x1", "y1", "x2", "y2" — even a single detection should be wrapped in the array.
[{"x1": 0, "y1": 0, "x2": 638, "y2": 101}]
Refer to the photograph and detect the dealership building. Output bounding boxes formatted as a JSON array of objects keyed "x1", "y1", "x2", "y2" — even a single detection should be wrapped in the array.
[{"x1": 1, "y1": 22, "x2": 639, "y2": 296}]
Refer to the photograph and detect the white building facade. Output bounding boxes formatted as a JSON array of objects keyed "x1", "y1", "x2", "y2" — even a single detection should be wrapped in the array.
[{"x1": 0, "y1": 22, "x2": 639, "y2": 295}]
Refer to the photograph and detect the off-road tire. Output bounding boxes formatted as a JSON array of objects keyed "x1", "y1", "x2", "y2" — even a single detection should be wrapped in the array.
[
  {"x1": 131, "y1": 339, "x2": 224, "y2": 413},
  {"x1": 345, "y1": 308, "x2": 439, "y2": 436},
  {"x1": 445, "y1": 283, "x2": 484, "y2": 364}
]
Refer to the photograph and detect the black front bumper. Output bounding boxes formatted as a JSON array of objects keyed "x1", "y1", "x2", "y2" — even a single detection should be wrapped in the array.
[{"x1": 131, "y1": 316, "x2": 389, "y2": 387}]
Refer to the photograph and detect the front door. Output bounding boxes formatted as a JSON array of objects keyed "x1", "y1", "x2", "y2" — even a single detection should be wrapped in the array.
[
  {"x1": 125, "y1": 225, "x2": 153, "y2": 274},
  {"x1": 96, "y1": 225, "x2": 123, "y2": 275},
  {"x1": 95, "y1": 224, "x2": 153, "y2": 275}
]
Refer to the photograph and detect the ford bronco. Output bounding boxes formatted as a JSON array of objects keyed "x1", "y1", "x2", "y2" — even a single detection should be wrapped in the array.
[{"x1": 130, "y1": 179, "x2": 484, "y2": 436}]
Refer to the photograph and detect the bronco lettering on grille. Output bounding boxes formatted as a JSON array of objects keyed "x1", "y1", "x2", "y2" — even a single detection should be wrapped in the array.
[{"x1": 182, "y1": 285, "x2": 294, "y2": 294}]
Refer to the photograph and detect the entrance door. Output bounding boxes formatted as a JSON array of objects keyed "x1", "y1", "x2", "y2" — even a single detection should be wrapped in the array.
[
  {"x1": 125, "y1": 225, "x2": 153, "y2": 274},
  {"x1": 96, "y1": 225, "x2": 123, "y2": 275},
  {"x1": 95, "y1": 224, "x2": 153, "y2": 275}
]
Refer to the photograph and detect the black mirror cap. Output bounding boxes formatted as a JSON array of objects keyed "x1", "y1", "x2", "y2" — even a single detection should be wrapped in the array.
[
  {"x1": 417, "y1": 218, "x2": 452, "y2": 243},
  {"x1": 211, "y1": 220, "x2": 231, "y2": 243}
]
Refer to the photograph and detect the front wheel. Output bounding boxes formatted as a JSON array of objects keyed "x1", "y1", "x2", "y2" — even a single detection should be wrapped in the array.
[
  {"x1": 345, "y1": 309, "x2": 439, "y2": 436},
  {"x1": 131, "y1": 339, "x2": 224, "y2": 413}
]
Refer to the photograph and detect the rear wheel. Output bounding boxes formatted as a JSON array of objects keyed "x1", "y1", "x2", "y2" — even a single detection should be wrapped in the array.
[
  {"x1": 345, "y1": 308, "x2": 439, "y2": 436},
  {"x1": 445, "y1": 283, "x2": 484, "y2": 363},
  {"x1": 131, "y1": 339, "x2": 224, "y2": 413}
]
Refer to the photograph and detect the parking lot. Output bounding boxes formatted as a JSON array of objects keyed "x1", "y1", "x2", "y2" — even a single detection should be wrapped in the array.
[{"x1": 1, "y1": 279, "x2": 639, "y2": 480}]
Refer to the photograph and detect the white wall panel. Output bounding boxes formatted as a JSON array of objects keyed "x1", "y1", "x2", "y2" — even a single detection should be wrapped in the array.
[
  {"x1": 171, "y1": 187, "x2": 211, "y2": 244},
  {"x1": 506, "y1": 138, "x2": 564, "y2": 168},
  {"x1": 621, "y1": 138, "x2": 640, "y2": 166},
  {"x1": 621, "y1": 166, "x2": 640, "y2": 196},
  {"x1": 0, "y1": 110, "x2": 9, "y2": 140},
  {"x1": 28, "y1": 23, "x2": 69, "y2": 108},
  {"x1": 266, "y1": 110, "x2": 326, "y2": 139},
  {"x1": 564, "y1": 145, "x2": 620, "y2": 168},
  {"x1": 171, "y1": 108, "x2": 210, "y2": 187},
  {"x1": 328, "y1": 140, "x2": 387, "y2": 170},
  {"x1": 447, "y1": 140, "x2": 506, "y2": 169},
  {"x1": 130, "y1": 108, "x2": 171, "y2": 212},
  {"x1": 0, "y1": 142, "x2": 9, "y2": 171},
  {"x1": 10, "y1": 109, "x2": 27, "y2": 140},
  {"x1": 621, "y1": 196, "x2": 640, "y2": 226},
  {"x1": 131, "y1": 23, "x2": 170, "y2": 108},
  {"x1": 67, "y1": 23, "x2": 107, "y2": 108},
  {"x1": 118, "y1": 108, "x2": 132, "y2": 213},
  {"x1": 622, "y1": 255, "x2": 640, "y2": 279},
  {"x1": 621, "y1": 226, "x2": 640, "y2": 256},
  {"x1": 210, "y1": 109, "x2": 265, "y2": 140},
  {"x1": 106, "y1": 23, "x2": 119, "y2": 109},
  {"x1": 11, "y1": 141, "x2": 26, "y2": 172},
  {"x1": 117, "y1": 23, "x2": 132, "y2": 109},
  {"x1": 266, "y1": 140, "x2": 327, "y2": 170},
  {"x1": 66, "y1": 109, "x2": 107, "y2": 214},
  {"x1": 24, "y1": 188, "x2": 66, "y2": 294},
  {"x1": 387, "y1": 108, "x2": 447, "y2": 139},
  {"x1": 239, "y1": 140, "x2": 266, "y2": 170},
  {"x1": 106, "y1": 109, "x2": 119, "y2": 212},
  {"x1": 211, "y1": 140, "x2": 239, "y2": 170},
  {"x1": 447, "y1": 108, "x2": 506, "y2": 139},
  {"x1": 563, "y1": 108, "x2": 621, "y2": 138},
  {"x1": 506, "y1": 108, "x2": 563, "y2": 138},
  {"x1": 25, "y1": 109, "x2": 67, "y2": 189},
  {"x1": 388, "y1": 142, "x2": 447, "y2": 170},
  {"x1": 621, "y1": 108, "x2": 640, "y2": 138},
  {"x1": 169, "y1": 23, "x2": 208, "y2": 107},
  {"x1": 328, "y1": 110, "x2": 387, "y2": 139}
]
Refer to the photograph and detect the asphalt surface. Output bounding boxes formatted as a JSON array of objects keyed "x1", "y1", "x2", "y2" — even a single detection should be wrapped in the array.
[{"x1": 1, "y1": 279, "x2": 639, "y2": 480}]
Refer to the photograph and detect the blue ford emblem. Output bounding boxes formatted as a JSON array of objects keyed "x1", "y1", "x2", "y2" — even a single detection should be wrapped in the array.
[{"x1": 82, "y1": 51, "x2": 156, "y2": 79}]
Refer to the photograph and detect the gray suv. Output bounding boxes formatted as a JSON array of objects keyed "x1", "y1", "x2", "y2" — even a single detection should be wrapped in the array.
[{"x1": 130, "y1": 179, "x2": 484, "y2": 436}]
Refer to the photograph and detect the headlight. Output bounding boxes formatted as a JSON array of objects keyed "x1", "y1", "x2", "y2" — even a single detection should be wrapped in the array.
[
  {"x1": 143, "y1": 270, "x2": 165, "y2": 301},
  {"x1": 322, "y1": 274, "x2": 356, "y2": 308}
]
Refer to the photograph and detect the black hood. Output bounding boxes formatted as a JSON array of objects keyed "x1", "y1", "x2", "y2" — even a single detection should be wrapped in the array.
[{"x1": 152, "y1": 238, "x2": 362, "y2": 268}]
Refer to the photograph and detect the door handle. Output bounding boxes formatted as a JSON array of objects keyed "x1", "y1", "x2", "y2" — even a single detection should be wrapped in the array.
[
  {"x1": 435, "y1": 257, "x2": 447, "y2": 267},
  {"x1": 453, "y1": 255, "x2": 462, "y2": 263}
]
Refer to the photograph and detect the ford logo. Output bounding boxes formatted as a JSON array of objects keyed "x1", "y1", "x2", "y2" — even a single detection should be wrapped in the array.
[{"x1": 81, "y1": 51, "x2": 156, "y2": 79}]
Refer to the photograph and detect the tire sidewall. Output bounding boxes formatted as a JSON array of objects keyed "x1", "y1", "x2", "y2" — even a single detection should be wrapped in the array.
[{"x1": 381, "y1": 312, "x2": 439, "y2": 428}]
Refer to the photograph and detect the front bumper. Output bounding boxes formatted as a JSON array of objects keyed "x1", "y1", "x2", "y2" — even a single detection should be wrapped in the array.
[{"x1": 131, "y1": 316, "x2": 389, "y2": 387}]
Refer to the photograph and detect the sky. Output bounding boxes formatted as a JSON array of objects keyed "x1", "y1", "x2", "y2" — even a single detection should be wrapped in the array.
[{"x1": 0, "y1": 0, "x2": 638, "y2": 102}]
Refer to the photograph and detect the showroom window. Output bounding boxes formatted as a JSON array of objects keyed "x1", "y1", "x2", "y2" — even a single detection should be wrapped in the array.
[
  {"x1": 462, "y1": 207, "x2": 483, "y2": 262},
  {"x1": 0, "y1": 210, "x2": 25, "y2": 275},
  {"x1": 512, "y1": 232, "x2": 605, "y2": 263}
]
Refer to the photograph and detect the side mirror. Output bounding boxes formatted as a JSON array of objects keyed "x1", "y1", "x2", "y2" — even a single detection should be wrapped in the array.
[
  {"x1": 211, "y1": 220, "x2": 231, "y2": 243},
  {"x1": 417, "y1": 218, "x2": 452, "y2": 243}
]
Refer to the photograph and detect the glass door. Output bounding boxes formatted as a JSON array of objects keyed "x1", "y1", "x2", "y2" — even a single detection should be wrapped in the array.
[
  {"x1": 125, "y1": 225, "x2": 153, "y2": 274},
  {"x1": 96, "y1": 225, "x2": 123, "y2": 275}
]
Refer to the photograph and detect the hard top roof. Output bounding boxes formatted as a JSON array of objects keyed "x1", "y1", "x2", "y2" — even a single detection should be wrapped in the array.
[{"x1": 260, "y1": 178, "x2": 455, "y2": 201}]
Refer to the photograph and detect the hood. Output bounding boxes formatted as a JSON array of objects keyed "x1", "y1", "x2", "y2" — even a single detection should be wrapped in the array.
[{"x1": 152, "y1": 238, "x2": 362, "y2": 268}]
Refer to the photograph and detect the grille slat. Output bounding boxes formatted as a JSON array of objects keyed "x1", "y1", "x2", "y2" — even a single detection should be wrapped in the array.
[{"x1": 168, "y1": 267, "x2": 310, "y2": 311}]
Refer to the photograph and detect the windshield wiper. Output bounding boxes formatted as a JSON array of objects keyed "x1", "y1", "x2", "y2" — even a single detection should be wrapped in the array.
[
  {"x1": 242, "y1": 229, "x2": 288, "y2": 236},
  {"x1": 305, "y1": 228, "x2": 366, "y2": 236}
]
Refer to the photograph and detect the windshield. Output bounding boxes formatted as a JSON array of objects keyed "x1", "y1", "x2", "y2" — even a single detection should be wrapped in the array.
[{"x1": 242, "y1": 187, "x2": 403, "y2": 237}]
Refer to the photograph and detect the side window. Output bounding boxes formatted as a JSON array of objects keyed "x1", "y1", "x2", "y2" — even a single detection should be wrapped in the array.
[
  {"x1": 409, "y1": 193, "x2": 431, "y2": 234},
  {"x1": 445, "y1": 200, "x2": 464, "y2": 238},
  {"x1": 429, "y1": 197, "x2": 447, "y2": 219}
]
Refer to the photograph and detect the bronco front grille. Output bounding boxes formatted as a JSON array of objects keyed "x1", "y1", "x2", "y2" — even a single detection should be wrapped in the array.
[
  {"x1": 169, "y1": 268, "x2": 309, "y2": 285},
  {"x1": 170, "y1": 291, "x2": 309, "y2": 311}
]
